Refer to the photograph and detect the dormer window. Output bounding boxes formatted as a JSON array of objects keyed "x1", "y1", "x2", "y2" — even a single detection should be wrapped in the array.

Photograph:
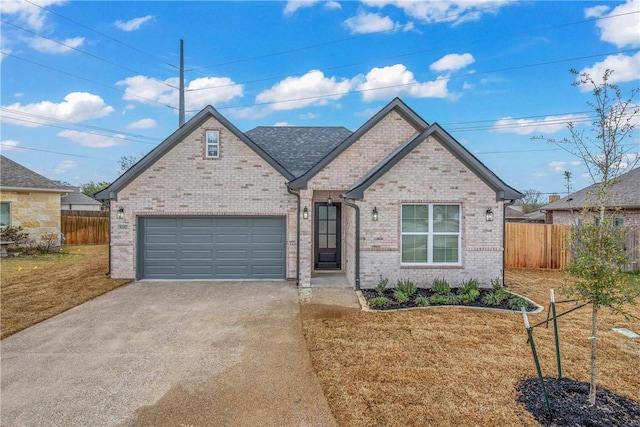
[{"x1": 205, "y1": 130, "x2": 220, "y2": 158}]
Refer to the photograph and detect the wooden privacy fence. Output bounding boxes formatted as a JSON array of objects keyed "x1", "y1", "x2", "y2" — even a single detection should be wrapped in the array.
[
  {"x1": 61, "y1": 215, "x2": 109, "y2": 245},
  {"x1": 505, "y1": 223, "x2": 571, "y2": 269}
]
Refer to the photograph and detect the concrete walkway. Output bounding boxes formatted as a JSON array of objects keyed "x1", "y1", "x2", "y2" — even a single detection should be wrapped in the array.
[{"x1": 1, "y1": 281, "x2": 340, "y2": 427}]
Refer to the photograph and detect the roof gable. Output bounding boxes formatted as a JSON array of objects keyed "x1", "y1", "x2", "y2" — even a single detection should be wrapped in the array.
[
  {"x1": 543, "y1": 167, "x2": 640, "y2": 211},
  {"x1": 288, "y1": 98, "x2": 428, "y2": 188},
  {"x1": 0, "y1": 155, "x2": 67, "y2": 192},
  {"x1": 95, "y1": 106, "x2": 294, "y2": 200},
  {"x1": 246, "y1": 126, "x2": 352, "y2": 177},
  {"x1": 343, "y1": 123, "x2": 523, "y2": 201}
]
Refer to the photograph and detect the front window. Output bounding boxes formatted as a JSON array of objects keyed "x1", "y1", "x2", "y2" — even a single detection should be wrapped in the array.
[
  {"x1": 401, "y1": 204, "x2": 461, "y2": 264},
  {"x1": 205, "y1": 130, "x2": 219, "y2": 158},
  {"x1": 0, "y1": 202, "x2": 10, "y2": 227}
]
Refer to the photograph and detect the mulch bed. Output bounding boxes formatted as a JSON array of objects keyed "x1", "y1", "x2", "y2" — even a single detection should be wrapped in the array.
[
  {"x1": 361, "y1": 288, "x2": 538, "y2": 312},
  {"x1": 518, "y1": 377, "x2": 640, "y2": 426}
]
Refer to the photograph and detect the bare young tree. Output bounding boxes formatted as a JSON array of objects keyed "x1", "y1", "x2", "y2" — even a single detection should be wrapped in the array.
[
  {"x1": 548, "y1": 69, "x2": 639, "y2": 406},
  {"x1": 519, "y1": 188, "x2": 545, "y2": 213}
]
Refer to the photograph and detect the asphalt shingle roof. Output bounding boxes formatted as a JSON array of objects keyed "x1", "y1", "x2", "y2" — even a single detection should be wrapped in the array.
[
  {"x1": 0, "y1": 155, "x2": 67, "y2": 191},
  {"x1": 543, "y1": 167, "x2": 640, "y2": 210},
  {"x1": 245, "y1": 126, "x2": 353, "y2": 177},
  {"x1": 61, "y1": 192, "x2": 102, "y2": 206}
]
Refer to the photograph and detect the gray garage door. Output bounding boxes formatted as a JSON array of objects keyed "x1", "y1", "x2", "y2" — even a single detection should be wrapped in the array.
[{"x1": 138, "y1": 216, "x2": 286, "y2": 280}]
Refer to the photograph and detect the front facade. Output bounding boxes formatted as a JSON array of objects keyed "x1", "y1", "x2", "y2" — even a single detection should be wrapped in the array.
[
  {"x1": 97, "y1": 99, "x2": 522, "y2": 288},
  {"x1": 0, "y1": 156, "x2": 67, "y2": 240}
]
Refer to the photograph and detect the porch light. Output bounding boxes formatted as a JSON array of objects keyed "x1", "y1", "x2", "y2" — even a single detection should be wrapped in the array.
[
  {"x1": 303, "y1": 206, "x2": 309, "y2": 219},
  {"x1": 327, "y1": 197, "x2": 332, "y2": 206},
  {"x1": 485, "y1": 208, "x2": 494, "y2": 222},
  {"x1": 117, "y1": 206, "x2": 124, "y2": 220},
  {"x1": 372, "y1": 207, "x2": 379, "y2": 222}
]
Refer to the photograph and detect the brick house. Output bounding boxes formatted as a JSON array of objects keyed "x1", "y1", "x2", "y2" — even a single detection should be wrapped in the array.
[
  {"x1": 0, "y1": 155, "x2": 68, "y2": 240},
  {"x1": 96, "y1": 98, "x2": 522, "y2": 288}
]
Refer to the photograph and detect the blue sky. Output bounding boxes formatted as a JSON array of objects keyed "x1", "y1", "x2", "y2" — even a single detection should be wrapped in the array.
[{"x1": 1, "y1": 0, "x2": 639, "y2": 197}]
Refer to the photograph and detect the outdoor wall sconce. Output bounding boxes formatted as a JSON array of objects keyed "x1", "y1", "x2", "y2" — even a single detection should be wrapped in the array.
[
  {"x1": 327, "y1": 197, "x2": 332, "y2": 206},
  {"x1": 303, "y1": 206, "x2": 309, "y2": 219},
  {"x1": 117, "y1": 206, "x2": 124, "y2": 220},
  {"x1": 372, "y1": 207, "x2": 379, "y2": 222},
  {"x1": 485, "y1": 208, "x2": 494, "y2": 222}
]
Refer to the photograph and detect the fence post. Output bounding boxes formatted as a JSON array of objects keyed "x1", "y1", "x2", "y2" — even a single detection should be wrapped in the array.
[{"x1": 522, "y1": 307, "x2": 552, "y2": 418}]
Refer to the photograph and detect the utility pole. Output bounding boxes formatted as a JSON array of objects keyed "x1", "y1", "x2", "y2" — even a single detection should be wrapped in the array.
[{"x1": 179, "y1": 39, "x2": 185, "y2": 127}]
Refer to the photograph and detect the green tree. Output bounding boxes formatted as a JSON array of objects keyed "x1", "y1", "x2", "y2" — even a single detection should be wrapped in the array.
[
  {"x1": 549, "y1": 69, "x2": 639, "y2": 406},
  {"x1": 80, "y1": 181, "x2": 110, "y2": 197}
]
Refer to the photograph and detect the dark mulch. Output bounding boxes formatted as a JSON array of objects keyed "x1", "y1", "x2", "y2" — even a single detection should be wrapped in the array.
[
  {"x1": 518, "y1": 377, "x2": 640, "y2": 426},
  {"x1": 361, "y1": 288, "x2": 538, "y2": 312}
]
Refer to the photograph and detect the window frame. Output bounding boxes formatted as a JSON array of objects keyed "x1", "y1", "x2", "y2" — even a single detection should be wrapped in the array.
[
  {"x1": 0, "y1": 201, "x2": 11, "y2": 227},
  {"x1": 401, "y1": 203, "x2": 462, "y2": 266},
  {"x1": 204, "y1": 129, "x2": 220, "y2": 159}
]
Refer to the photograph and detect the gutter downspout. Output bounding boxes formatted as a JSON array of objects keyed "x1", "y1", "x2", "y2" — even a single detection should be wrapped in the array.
[
  {"x1": 106, "y1": 201, "x2": 112, "y2": 275},
  {"x1": 340, "y1": 197, "x2": 360, "y2": 290},
  {"x1": 287, "y1": 185, "x2": 301, "y2": 286},
  {"x1": 503, "y1": 199, "x2": 516, "y2": 286}
]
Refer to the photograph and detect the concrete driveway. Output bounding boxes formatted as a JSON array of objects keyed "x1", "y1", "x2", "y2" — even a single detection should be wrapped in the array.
[{"x1": 1, "y1": 281, "x2": 338, "y2": 427}]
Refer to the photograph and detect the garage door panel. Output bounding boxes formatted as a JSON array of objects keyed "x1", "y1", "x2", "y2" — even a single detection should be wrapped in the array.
[{"x1": 139, "y1": 216, "x2": 285, "y2": 279}]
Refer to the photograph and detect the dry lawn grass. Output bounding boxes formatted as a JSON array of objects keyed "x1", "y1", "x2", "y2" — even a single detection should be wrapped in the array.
[
  {"x1": 302, "y1": 269, "x2": 640, "y2": 426},
  {"x1": 1, "y1": 245, "x2": 130, "y2": 339}
]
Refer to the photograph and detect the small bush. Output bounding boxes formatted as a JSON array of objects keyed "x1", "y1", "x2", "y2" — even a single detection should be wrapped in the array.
[
  {"x1": 482, "y1": 288, "x2": 510, "y2": 306},
  {"x1": 431, "y1": 278, "x2": 450, "y2": 295},
  {"x1": 430, "y1": 293, "x2": 460, "y2": 305},
  {"x1": 459, "y1": 278, "x2": 480, "y2": 294},
  {"x1": 394, "y1": 288, "x2": 409, "y2": 303},
  {"x1": 369, "y1": 296, "x2": 392, "y2": 308},
  {"x1": 459, "y1": 288, "x2": 480, "y2": 304},
  {"x1": 490, "y1": 277, "x2": 503, "y2": 291},
  {"x1": 38, "y1": 233, "x2": 60, "y2": 253},
  {"x1": 396, "y1": 279, "x2": 417, "y2": 298},
  {"x1": 375, "y1": 276, "x2": 389, "y2": 295},
  {"x1": 0, "y1": 226, "x2": 29, "y2": 246},
  {"x1": 507, "y1": 296, "x2": 529, "y2": 311},
  {"x1": 415, "y1": 295, "x2": 430, "y2": 307}
]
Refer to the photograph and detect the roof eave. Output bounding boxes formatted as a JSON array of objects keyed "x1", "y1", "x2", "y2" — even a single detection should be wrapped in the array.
[{"x1": 0, "y1": 186, "x2": 68, "y2": 194}]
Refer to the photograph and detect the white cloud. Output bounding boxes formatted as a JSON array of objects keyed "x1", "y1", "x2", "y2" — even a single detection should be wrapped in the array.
[
  {"x1": 0, "y1": 0, "x2": 66, "y2": 30},
  {"x1": 114, "y1": 15, "x2": 154, "y2": 32},
  {"x1": 274, "y1": 122, "x2": 293, "y2": 127},
  {"x1": 587, "y1": 0, "x2": 640, "y2": 48},
  {"x1": 548, "y1": 161, "x2": 568, "y2": 172},
  {"x1": 284, "y1": 0, "x2": 340, "y2": 15},
  {"x1": 0, "y1": 140, "x2": 20, "y2": 151},
  {"x1": 1, "y1": 92, "x2": 114, "y2": 127},
  {"x1": 430, "y1": 53, "x2": 475, "y2": 72},
  {"x1": 256, "y1": 70, "x2": 353, "y2": 110},
  {"x1": 361, "y1": 0, "x2": 512, "y2": 25},
  {"x1": 54, "y1": 160, "x2": 77, "y2": 173},
  {"x1": 58, "y1": 130, "x2": 127, "y2": 148},
  {"x1": 116, "y1": 75, "x2": 243, "y2": 111},
  {"x1": 300, "y1": 112, "x2": 320, "y2": 120},
  {"x1": 493, "y1": 114, "x2": 589, "y2": 135},
  {"x1": 357, "y1": 64, "x2": 451, "y2": 101},
  {"x1": 28, "y1": 36, "x2": 84, "y2": 54},
  {"x1": 126, "y1": 118, "x2": 157, "y2": 129},
  {"x1": 578, "y1": 51, "x2": 640, "y2": 89},
  {"x1": 344, "y1": 12, "x2": 408, "y2": 34}
]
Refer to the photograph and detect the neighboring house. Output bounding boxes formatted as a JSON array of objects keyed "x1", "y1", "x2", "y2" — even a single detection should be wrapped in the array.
[
  {"x1": 0, "y1": 155, "x2": 67, "y2": 239},
  {"x1": 542, "y1": 167, "x2": 640, "y2": 226},
  {"x1": 96, "y1": 98, "x2": 522, "y2": 288},
  {"x1": 505, "y1": 206, "x2": 525, "y2": 223},
  {"x1": 61, "y1": 191, "x2": 103, "y2": 211}
]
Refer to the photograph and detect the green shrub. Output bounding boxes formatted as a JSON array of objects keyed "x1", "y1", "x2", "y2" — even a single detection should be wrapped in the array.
[
  {"x1": 415, "y1": 295, "x2": 430, "y2": 307},
  {"x1": 507, "y1": 296, "x2": 529, "y2": 311},
  {"x1": 490, "y1": 277, "x2": 503, "y2": 291},
  {"x1": 394, "y1": 288, "x2": 409, "y2": 303},
  {"x1": 459, "y1": 278, "x2": 480, "y2": 295},
  {"x1": 482, "y1": 288, "x2": 510, "y2": 306},
  {"x1": 369, "y1": 296, "x2": 392, "y2": 308},
  {"x1": 396, "y1": 279, "x2": 417, "y2": 298},
  {"x1": 431, "y1": 278, "x2": 450, "y2": 295},
  {"x1": 0, "y1": 225, "x2": 29, "y2": 246},
  {"x1": 375, "y1": 276, "x2": 389, "y2": 295},
  {"x1": 459, "y1": 288, "x2": 480, "y2": 304},
  {"x1": 429, "y1": 293, "x2": 460, "y2": 305}
]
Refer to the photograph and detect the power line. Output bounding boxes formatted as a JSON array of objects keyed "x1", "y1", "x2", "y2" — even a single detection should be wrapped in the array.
[
  {"x1": 21, "y1": 0, "x2": 179, "y2": 70},
  {"x1": 0, "y1": 51, "x2": 179, "y2": 110},
  {"x1": 1, "y1": 19, "x2": 179, "y2": 90},
  {"x1": 0, "y1": 143, "x2": 115, "y2": 161}
]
